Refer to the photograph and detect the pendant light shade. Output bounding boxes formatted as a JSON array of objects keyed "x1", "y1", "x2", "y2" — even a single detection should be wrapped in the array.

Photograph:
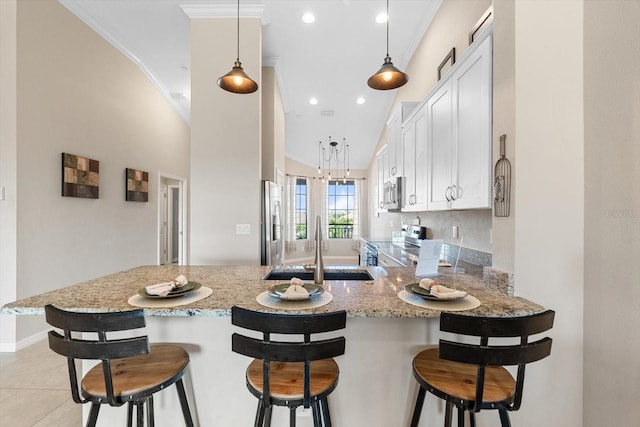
[
  {"x1": 217, "y1": 0, "x2": 258, "y2": 94},
  {"x1": 367, "y1": 56, "x2": 408, "y2": 90},
  {"x1": 368, "y1": 0, "x2": 408, "y2": 90},
  {"x1": 217, "y1": 60, "x2": 258, "y2": 94}
]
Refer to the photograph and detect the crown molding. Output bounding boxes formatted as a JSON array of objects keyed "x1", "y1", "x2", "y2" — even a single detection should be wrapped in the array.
[
  {"x1": 58, "y1": 0, "x2": 190, "y2": 125},
  {"x1": 181, "y1": 4, "x2": 269, "y2": 25}
]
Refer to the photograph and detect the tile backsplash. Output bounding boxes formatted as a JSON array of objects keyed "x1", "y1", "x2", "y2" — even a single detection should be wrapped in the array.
[{"x1": 370, "y1": 209, "x2": 493, "y2": 256}]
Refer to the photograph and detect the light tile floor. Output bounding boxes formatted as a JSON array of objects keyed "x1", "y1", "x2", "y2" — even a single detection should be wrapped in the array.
[{"x1": 0, "y1": 339, "x2": 81, "y2": 427}]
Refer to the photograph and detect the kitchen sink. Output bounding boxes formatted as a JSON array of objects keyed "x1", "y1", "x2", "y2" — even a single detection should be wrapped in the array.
[{"x1": 263, "y1": 269, "x2": 374, "y2": 281}]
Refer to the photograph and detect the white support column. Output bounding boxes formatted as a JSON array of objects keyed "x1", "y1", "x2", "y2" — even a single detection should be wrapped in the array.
[{"x1": 187, "y1": 7, "x2": 264, "y2": 265}]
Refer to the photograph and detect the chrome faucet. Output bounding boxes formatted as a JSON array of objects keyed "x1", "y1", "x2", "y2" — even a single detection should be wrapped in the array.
[{"x1": 314, "y1": 215, "x2": 324, "y2": 284}]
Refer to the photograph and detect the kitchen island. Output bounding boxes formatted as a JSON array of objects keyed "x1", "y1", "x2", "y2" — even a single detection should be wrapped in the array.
[{"x1": 2, "y1": 265, "x2": 543, "y2": 426}]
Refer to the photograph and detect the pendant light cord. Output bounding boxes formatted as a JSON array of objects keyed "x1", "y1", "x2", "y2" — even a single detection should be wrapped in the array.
[
  {"x1": 236, "y1": 0, "x2": 240, "y2": 61},
  {"x1": 386, "y1": 0, "x2": 389, "y2": 57}
]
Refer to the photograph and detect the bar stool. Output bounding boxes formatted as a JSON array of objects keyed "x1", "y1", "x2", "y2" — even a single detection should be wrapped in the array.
[
  {"x1": 409, "y1": 310, "x2": 555, "y2": 427},
  {"x1": 231, "y1": 306, "x2": 346, "y2": 427},
  {"x1": 44, "y1": 304, "x2": 195, "y2": 427}
]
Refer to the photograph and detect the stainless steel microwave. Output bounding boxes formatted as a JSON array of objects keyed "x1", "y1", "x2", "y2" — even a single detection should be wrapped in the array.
[{"x1": 383, "y1": 177, "x2": 403, "y2": 210}]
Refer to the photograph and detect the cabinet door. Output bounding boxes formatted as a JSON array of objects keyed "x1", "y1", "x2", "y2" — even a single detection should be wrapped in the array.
[
  {"x1": 451, "y1": 35, "x2": 492, "y2": 209},
  {"x1": 387, "y1": 113, "x2": 402, "y2": 177},
  {"x1": 412, "y1": 108, "x2": 429, "y2": 211},
  {"x1": 377, "y1": 146, "x2": 388, "y2": 211},
  {"x1": 401, "y1": 120, "x2": 416, "y2": 210},
  {"x1": 427, "y1": 80, "x2": 453, "y2": 210}
]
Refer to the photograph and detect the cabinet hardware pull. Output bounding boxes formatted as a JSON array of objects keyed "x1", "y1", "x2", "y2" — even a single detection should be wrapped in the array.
[
  {"x1": 445, "y1": 186, "x2": 451, "y2": 202},
  {"x1": 451, "y1": 184, "x2": 458, "y2": 201}
]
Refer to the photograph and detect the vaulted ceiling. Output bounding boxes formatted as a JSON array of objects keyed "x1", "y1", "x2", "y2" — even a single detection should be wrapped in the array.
[{"x1": 59, "y1": 0, "x2": 442, "y2": 170}]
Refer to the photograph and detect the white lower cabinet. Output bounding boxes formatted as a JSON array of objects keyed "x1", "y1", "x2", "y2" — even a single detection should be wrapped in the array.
[
  {"x1": 427, "y1": 34, "x2": 493, "y2": 211},
  {"x1": 377, "y1": 251, "x2": 405, "y2": 268}
]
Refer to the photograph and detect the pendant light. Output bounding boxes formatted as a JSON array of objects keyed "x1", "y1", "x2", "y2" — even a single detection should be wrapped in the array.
[
  {"x1": 367, "y1": 0, "x2": 408, "y2": 90},
  {"x1": 217, "y1": 0, "x2": 258, "y2": 94}
]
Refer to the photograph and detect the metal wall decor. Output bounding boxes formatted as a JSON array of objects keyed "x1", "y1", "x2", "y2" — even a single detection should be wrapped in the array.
[
  {"x1": 437, "y1": 47, "x2": 456, "y2": 81},
  {"x1": 61, "y1": 153, "x2": 99, "y2": 199},
  {"x1": 469, "y1": 5, "x2": 493, "y2": 45},
  {"x1": 125, "y1": 168, "x2": 149, "y2": 202},
  {"x1": 494, "y1": 134, "x2": 511, "y2": 217}
]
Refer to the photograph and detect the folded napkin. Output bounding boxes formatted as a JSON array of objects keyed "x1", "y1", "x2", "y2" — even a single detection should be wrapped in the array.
[
  {"x1": 282, "y1": 277, "x2": 310, "y2": 300},
  {"x1": 419, "y1": 278, "x2": 467, "y2": 300},
  {"x1": 145, "y1": 275, "x2": 189, "y2": 296}
]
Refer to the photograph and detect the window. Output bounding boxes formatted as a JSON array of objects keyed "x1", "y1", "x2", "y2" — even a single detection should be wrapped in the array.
[
  {"x1": 294, "y1": 178, "x2": 307, "y2": 239},
  {"x1": 327, "y1": 180, "x2": 356, "y2": 239}
]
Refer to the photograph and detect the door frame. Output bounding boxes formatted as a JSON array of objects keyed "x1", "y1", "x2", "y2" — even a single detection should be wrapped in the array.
[{"x1": 158, "y1": 173, "x2": 188, "y2": 265}]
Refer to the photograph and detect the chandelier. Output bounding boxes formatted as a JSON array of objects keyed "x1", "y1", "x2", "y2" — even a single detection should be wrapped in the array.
[{"x1": 317, "y1": 136, "x2": 350, "y2": 183}]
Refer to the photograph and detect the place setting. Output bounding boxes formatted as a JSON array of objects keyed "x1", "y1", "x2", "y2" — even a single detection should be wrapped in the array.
[
  {"x1": 128, "y1": 274, "x2": 213, "y2": 308},
  {"x1": 256, "y1": 277, "x2": 333, "y2": 309},
  {"x1": 398, "y1": 277, "x2": 481, "y2": 311}
]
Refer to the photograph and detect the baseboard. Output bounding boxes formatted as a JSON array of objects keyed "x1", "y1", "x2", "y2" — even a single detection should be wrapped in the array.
[{"x1": 0, "y1": 329, "x2": 48, "y2": 353}]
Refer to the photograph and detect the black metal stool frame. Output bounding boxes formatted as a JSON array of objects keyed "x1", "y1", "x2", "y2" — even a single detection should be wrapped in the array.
[
  {"x1": 45, "y1": 304, "x2": 195, "y2": 427},
  {"x1": 410, "y1": 310, "x2": 555, "y2": 427},
  {"x1": 231, "y1": 306, "x2": 346, "y2": 427}
]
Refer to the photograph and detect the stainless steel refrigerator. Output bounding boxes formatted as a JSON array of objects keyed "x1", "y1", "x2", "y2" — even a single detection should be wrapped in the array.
[{"x1": 261, "y1": 180, "x2": 283, "y2": 266}]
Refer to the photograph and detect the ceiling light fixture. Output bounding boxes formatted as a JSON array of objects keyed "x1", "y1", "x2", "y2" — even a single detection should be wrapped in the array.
[
  {"x1": 217, "y1": 0, "x2": 258, "y2": 94},
  {"x1": 356, "y1": 97, "x2": 366, "y2": 104},
  {"x1": 318, "y1": 136, "x2": 350, "y2": 183},
  {"x1": 302, "y1": 12, "x2": 316, "y2": 24},
  {"x1": 309, "y1": 97, "x2": 318, "y2": 105},
  {"x1": 367, "y1": 0, "x2": 408, "y2": 90}
]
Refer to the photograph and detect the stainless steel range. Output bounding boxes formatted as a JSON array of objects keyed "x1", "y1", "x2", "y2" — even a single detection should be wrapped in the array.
[{"x1": 400, "y1": 224, "x2": 428, "y2": 248}]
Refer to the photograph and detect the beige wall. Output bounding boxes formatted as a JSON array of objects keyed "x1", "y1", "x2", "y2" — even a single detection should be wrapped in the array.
[
  {"x1": 513, "y1": 1, "x2": 584, "y2": 425},
  {"x1": 491, "y1": 0, "x2": 515, "y2": 270},
  {"x1": 0, "y1": 0, "x2": 190, "y2": 348},
  {"x1": 368, "y1": 0, "x2": 493, "y2": 253},
  {"x1": 0, "y1": 0, "x2": 18, "y2": 348},
  {"x1": 190, "y1": 17, "x2": 263, "y2": 265},
  {"x1": 261, "y1": 66, "x2": 285, "y2": 184},
  {"x1": 584, "y1": 1, "x2": 640, "y2": 425}
]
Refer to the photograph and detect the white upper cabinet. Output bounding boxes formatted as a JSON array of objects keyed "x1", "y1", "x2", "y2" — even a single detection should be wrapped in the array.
[
  {"x1": 426, "y1": 79, "x2": 454, "y2": 210},
  {"x1": 376, "y1": 145, "x2": 388, "y2": 212},
  {"x1": 402, "y1": 106, "x2": 428, "y2": 211},
  {"x1": 387, "y1": 102, "x2": 418, "y2": 178},
  {"x1": 427, "y1": 33, "x2": 493, "y2": 211}
]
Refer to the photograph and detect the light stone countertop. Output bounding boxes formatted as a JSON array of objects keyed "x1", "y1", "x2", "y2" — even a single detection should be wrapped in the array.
[{"x1": 1, "y1": 265, "x2": 543, "y2": 318}]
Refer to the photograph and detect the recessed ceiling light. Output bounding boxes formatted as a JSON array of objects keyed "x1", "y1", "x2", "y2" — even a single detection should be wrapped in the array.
[
  {"x1": 309, "y1": 97, "x2": 318, "y2": 105},
  {"x1": 302, "y1": 12, "x2": 316, "y2": 24},
  {"x1": 356, "y1": 97, "x2": 366, "y2": 105},
  {"x1": 376, "y1": 13, "x2": 388, "y2": 24}
]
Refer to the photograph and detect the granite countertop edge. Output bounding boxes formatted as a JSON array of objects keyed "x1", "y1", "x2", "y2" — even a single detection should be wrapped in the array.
[{"x1": 1, "y1": 265, "x2": 544, "y2": 318}]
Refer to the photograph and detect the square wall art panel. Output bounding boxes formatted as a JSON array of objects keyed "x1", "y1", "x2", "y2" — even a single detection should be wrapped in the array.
[
  {"x1": 61, "y1": 153, "x2": 99, "y2": 199},
  {"x1": 126, "y1": 168, "x2": 149, "y2": 202}
]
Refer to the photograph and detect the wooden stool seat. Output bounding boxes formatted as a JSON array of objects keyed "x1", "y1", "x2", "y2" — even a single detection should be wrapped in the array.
[
  {"x1": 409, "y1": 310, "x2": 555, "y2": 427},
  {"x1": 246, "y1": 359, "x2": 339, "y2": 400},
  {"x1": 231, "y1": 306, "x2": 347, "y2": 427},
  {"x1": 45, "y1": 304, "x2": 195, "y2": 427},
  {"x1": 83, "y1": 344, "x2": 189, "y2": 399},
  {"x1": 413, "y1": 348, "x2": 516, "y2": 404}
]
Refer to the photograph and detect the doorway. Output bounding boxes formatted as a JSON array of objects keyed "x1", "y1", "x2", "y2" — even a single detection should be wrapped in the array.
[{"x1": 158, "y1": 175, "x2": 187, "y2": 265}]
